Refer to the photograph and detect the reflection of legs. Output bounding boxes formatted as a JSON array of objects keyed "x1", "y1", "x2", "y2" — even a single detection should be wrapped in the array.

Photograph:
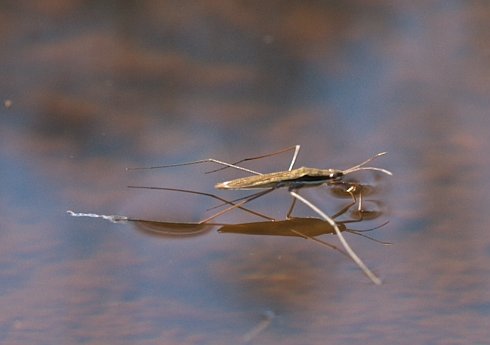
[
  {"x1": 329, "y1": 182, "x2": 368, "y2": 220},
  {"x1": 286, "y1": 197, "x2": 297, "y2": 219},
  {"x1": 127, "y1": 186, "x2": 276, "y2": 222},
  {"x1": 346, "y1": 225, "x2": 391, "y2": 245},
  {"x1": 286, "y1": 183, "x2": 361, "y2": 220},
  {"x1": 288, "y1": 229, "x2": 350, "y2": 258},
  {"x1": 328, "y1": 184, "x2": 390, "y2": 245},
  {"x1": 335, "y1": 183, "x2": 388, "y2": 225},
  {"x1": 199, "y1": 188, "x2": 275, "y2": 223}
]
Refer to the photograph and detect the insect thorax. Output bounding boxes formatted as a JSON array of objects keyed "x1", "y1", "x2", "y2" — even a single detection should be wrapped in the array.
[{"x1": 292, "y1": 167, "x2": 344, "y2": 180}]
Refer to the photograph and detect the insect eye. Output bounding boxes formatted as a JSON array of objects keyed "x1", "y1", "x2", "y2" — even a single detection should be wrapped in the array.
[{"x1": 330, "y1": 171, "x2": 343, "y2": 180}]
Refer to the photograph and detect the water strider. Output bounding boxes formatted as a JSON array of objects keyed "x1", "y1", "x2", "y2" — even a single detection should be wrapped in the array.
[
  {"x1": 127, "y1": 145, "x2": 391, "y2": 221},
  {"x1": 70, "y1": 146, "x2": 391, "y2": 284},
  {"x1": 125, "y1": 145, "x2": 392, "y2": 284}
]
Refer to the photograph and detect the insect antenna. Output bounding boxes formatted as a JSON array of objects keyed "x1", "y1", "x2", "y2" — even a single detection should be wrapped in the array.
[{"x1": 342, "y1": 152, "x2": 392, "y2": 176}]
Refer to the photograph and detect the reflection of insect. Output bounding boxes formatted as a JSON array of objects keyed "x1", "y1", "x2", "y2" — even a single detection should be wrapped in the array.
[
  {"x1": 126, "y1": 145, "x2": 392, "y2": 284},
  {"x1": 67, "y1": 184, "x2": 389, "y2": 284},
  {"x1": 127, "y1": 190, "x2": 390, "y2": 256}
]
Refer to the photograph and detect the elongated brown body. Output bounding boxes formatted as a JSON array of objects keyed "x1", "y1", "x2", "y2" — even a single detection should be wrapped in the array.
[
  {"x1": 218, "y1": 217, "x2": 347, "y2": 236},
  {"x1": 215, "y1": 167, "x2": 344, "y2": 190}
]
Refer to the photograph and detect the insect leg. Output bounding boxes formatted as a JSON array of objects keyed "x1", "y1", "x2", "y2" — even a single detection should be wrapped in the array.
[
  {"x1": 199, "y1": 188, "x2": 276, "y2": 223},
  {"x1": 287, "y1": 181, "x2": 359, "y2": 220},
  {"x1": 285, "y1": 197, "x2": 298, "y2": 219},
  {"x1": 206, "y1": 189, "x2": 281, "y2": 213},
  {"x1": 205, "y1": 145, "x2": 301, "y2": 174},
  {"x1": 127, "y1": 186, "x2": 275, "y2": 221},
  {"x1": 328, "y1": 183, "x2": 361, "y2": 219},
  {"x1": 287, "y1": 144, "x2": 301, "y2": 171},
  {"x1": 127, "y1": 158, "x2": 262, "y2": 176},
  {"x1": 289, "y1": 191, "x2": 382, "y2": 285}
]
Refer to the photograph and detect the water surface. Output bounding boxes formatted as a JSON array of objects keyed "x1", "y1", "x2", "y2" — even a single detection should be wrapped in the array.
[{"x1": 1, "y1": 2, "x2": 490, "y2": 344}]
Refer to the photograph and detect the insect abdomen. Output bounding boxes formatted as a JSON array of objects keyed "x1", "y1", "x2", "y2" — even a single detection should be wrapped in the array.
[{"x1": 215, "y1": 172, "x2": 288, "y2": 189}]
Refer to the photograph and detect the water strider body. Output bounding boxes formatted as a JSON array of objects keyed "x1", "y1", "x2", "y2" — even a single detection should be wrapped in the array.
[
  {"x1": 214, "y1": 149, "x2": 391, "y2": 191},
  {"x1": 215, "y1": 167, "x2": 345, "y2": 190}
]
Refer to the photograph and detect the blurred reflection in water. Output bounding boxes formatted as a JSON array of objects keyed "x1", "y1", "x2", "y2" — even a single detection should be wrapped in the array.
[{"x1": 69, "y1": 175, "x2": 390, "y2": 289}]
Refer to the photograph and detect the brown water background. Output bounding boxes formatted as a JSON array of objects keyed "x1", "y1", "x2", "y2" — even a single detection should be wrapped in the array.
[{"x1": 1, "y1": 2, "x2": 490, "y2": 344}]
